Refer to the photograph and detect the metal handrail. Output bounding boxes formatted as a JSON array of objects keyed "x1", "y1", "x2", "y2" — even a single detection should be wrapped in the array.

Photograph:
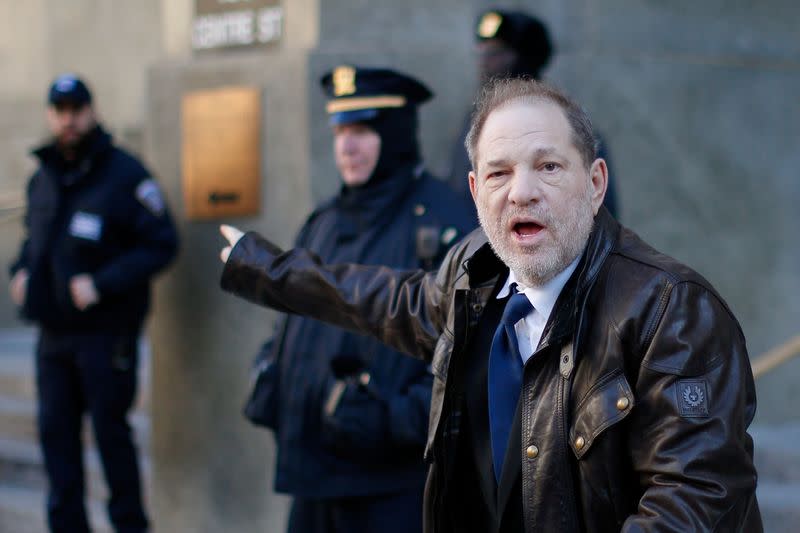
[
  {"x1": 0, "y1": 200, "x2": 25, "y2": 226},
  {"x1": 0, "y1": 188, "x2": 25, "y2": 214},
  {"x1": 0, "y1": 203, "x2": 25, "y2": 212},
  {"x1": 752, "y1": 335, "x2": 800, "y2": 379},
  {"x1": 0, "y1": 191, "x2": 25, "y2": 205},
  {"x1": 0, "y1": 212, "x2": 24, "y2": 225}
]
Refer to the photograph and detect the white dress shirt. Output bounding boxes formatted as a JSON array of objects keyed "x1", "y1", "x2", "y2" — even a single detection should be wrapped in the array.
[{"x1": 496, "y1": 255, "x2": 581, "y2": 363}]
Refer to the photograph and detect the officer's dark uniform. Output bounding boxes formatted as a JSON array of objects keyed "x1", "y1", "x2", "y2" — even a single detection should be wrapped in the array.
[
  {"x1": 9, "y1": 76, "x2": 178, "y2": 533},
  {"x1": 447, "y1": 9, "x2": 619, "y2": 220},
  {"x1": 247, "y1": 67, "x2": 473, "y2": 533}
]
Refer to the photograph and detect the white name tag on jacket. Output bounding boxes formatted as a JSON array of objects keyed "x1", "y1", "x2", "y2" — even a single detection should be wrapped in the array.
[{"x1": 69, "y1": 211, "x2": 103, "y2": 241}]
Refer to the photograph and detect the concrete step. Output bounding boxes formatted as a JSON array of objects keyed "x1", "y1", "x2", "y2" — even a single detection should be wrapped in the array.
[
  {"x1": 0, "y1": 327, "x2": 38, "y2": 355},
  {"x1": 750, "y1": 423, "x2": 800, "y2": 484},
  {"x1": 0, "y1": 436, "x2": 151, "y2": 533},
  {"x1": 0, "y1": 395, "x2": 36, "y2": 444},
  {"x1": 0, "y1": 328, "x2": 151, "y2": 412},
  {"x1": 0, "y1": 432, "x2": 151, "y2": 493},
  {"x1": 0, "y1": 328, "x2": 153, "y2": 532},
  {"x1": 0, "y1": 395, "x2": 151, "y2": 449},
  {"x1": 756, "y1": 481, "x2": 800, "y2": 533},
  {"x1": 0, "y1": 349, "x2": 35, "y2": 401},
  {"x1": 0, "y1": 483, "x2": 112, "y2": 533},
  {"x1": 749, "y1": 423, "x2": 800, "y2": 533}
]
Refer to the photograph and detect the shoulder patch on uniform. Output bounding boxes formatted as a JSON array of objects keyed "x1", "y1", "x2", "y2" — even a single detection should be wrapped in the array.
[
  {"x1": 135, "y1": 178, "x2": 165, "y2": 216},
  {"x1": 677, "y1": 379, "x2": 709, "y2": 417}
]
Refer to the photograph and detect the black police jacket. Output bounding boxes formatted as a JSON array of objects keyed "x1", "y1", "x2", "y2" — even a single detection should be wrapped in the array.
[
  {"x1": 253, "y1": 163, "x2": 473, "y2": 499},
  {"x1": 10, "y1": 126, "x2": 178, "y2": 334},
  {"x1": 222, "y1": 208, "x2": 761, "y2": 532}
]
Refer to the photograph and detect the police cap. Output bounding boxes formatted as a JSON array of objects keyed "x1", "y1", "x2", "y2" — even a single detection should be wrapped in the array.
[
  {"x1": 48, "y1": 73, "x2": 93, "y2": 107},
  {"x1": 475, "y1": 9, "x2": 553, "y2": 72},
  {"x1": 320, "y1": 66, "x2": 433, "y2": 125}
]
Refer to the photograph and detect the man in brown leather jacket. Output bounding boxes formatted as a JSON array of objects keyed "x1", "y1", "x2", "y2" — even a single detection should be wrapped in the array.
[{"x1": 219, "y1": 78, "x2": 762, "y2": 532}]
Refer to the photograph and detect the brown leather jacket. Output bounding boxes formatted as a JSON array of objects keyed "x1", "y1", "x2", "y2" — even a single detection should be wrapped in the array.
[{"x1": 221, "y1": 208, "x2": 762, "y2": 532}]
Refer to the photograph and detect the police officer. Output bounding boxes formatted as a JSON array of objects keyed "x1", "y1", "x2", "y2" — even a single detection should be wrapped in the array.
[
  {"x1": 245, "y1": 66, "x2": 473, "y2": 533},
  {"x1": 448, "y1": 8, "x2": 619, "y2": 220},
  {"x1": 8, "y1": 74, "x2": 178, "y2": 533}
]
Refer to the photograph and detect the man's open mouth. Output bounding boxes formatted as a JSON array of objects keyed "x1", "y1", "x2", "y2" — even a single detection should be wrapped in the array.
[{"x1": 512, "y1": 220, "x2": 544, "y2": 237}]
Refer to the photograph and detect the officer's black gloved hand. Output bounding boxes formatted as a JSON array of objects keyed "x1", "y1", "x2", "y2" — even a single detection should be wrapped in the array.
[
  {"x1": 330, "y1": 353, "x2": 365, "y2": 379},
  {"x1": 321, "y1": 355, "x2": 391, "y2": 462}
]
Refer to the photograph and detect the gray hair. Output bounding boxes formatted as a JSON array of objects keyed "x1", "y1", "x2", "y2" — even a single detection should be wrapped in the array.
[{"x1": 465, "y1": 77, "x2": 598, "y2": 171}]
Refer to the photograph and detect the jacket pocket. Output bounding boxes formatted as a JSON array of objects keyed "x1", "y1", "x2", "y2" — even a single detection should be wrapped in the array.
[{"x1": 569, "y1": 371, "x2": 634, "y2": 459}]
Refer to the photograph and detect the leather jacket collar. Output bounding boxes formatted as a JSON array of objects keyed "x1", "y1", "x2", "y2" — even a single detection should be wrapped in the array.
[{"x1": 459, "y1": 207, "x2": 621, "y2": 351}]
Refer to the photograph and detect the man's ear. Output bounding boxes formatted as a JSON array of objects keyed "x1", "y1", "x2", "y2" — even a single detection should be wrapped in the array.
[
  {"x1": 588, "y1": 159, "x2": 608, "y2": 215},
  {"x1": 469, "y1": 170, "x2": 478, "y2": 204}
]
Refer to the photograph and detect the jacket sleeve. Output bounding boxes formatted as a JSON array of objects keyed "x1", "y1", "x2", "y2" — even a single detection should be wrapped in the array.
[
  {"x1": 8, "y1": 174, "x2": 36, "y2": 276},
  {"x1": 622, "y1": 280, "x2": 760, "y2": 532},
  {"x1": 220, "y1": 231, "x2": 462, "y2": 363},
  {"x1": 92, "y1": 176, "x2": 179, "y2": 296}
]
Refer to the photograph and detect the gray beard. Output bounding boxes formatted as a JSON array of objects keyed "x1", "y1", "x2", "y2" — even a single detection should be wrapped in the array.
[{"x1": 477, "y1": 189, "x2": 594, "y2": 288}]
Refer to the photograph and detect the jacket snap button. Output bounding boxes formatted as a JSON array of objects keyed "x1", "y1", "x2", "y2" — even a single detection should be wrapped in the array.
[
  {"x1": 574, "y1": 436, "x2": 586, "y2": 450},
  {"x1": 472, "y1": 303, "x2": 483, "y2": 313},
  {"x1": 616, "y1": 397, "x2": 630, "y2": 410},
  {"x1": 526, "y1": 445, "x2": 539, "y2": 459}
]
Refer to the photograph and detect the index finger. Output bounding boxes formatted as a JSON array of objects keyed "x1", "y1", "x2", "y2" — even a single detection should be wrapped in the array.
[{"x1": 220, "y1": 224, "x2": 245, "y2": 246}]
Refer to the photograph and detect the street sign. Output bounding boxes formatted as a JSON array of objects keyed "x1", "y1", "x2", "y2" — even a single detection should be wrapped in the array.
[{"x1": 193, "y1": 0, "x2": 282, "y2": 51}]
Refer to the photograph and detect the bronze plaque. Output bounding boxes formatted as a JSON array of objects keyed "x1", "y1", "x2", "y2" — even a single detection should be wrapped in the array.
[
  {"x1": 193, "y1": 0, "x2": 282, "y2": 50},
  {"x1": 181, "y1": 86, "x2": 262, "y2": 220}
]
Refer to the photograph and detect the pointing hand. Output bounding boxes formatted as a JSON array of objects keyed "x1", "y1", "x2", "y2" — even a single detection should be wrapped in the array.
[
  {"x1": 220, "y1": 224, "x2": 245, "y2": 263},
  {"x1": 9, "y1": 269, "x2": 28, "y2": 306}
]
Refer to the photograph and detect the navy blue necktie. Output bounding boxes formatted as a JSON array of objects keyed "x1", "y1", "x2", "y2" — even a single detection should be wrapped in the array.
[{"x1": 488, "y1": 285, "x2": 533, "y2": 482}]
